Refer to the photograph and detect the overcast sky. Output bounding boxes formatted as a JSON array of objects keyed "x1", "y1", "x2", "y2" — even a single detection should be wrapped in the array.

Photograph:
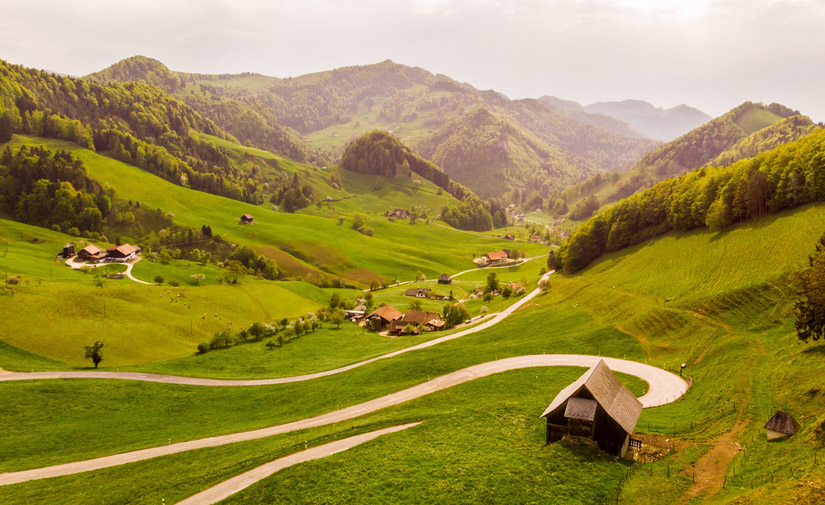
[{"x1": 2, "y1": 0, "x2": 823, "y2": 121}]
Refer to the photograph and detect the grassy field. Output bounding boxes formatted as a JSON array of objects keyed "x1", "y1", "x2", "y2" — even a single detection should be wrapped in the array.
[
  {"x1": 734, "y1": 108, "x2": 782, "y2": 135},
  {"x1": 2, "y1": 192, "x2": 825, "y2": 501},
  {"x1": 4, "y1": 135, "x2": 546, "y2": 285}
]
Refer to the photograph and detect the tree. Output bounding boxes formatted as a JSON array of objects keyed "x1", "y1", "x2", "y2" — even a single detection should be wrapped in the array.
[
  {"x1": 539, "y1": 278, "x2": 551, "y2": 294},
  {"x1": 443, "y1": 303, "x2": 471, "y2": 329},
  {"x1": 502, "y1": 285, "x2": 512, "y2": 298},
  {"x1": 795, "y1": 233, "x2": 825, "y2": 343},
  {"x1": 415, "y1": 270, "x2": 425, "y2": 282},
  {"x1": 84, "y1": 341, "x2": 104, "y2": 368},
  {"x1": 153, "y1": 274, "x2": 164, "y2": 285},
  {"x1": 329, "y1": 292, "x2": 342, "y2": 309},
  {"x1": 547, "y1": 250, "x2": 557, "y2": 271},
  {"x1": 408, "y1": 299, "x2": 423, "y2": 311},
  {"x1": 705, "y1": 199, "x2": 732, "y2": 232},
  {"x1": 0, "y1": 112, "x2": 14, "y2": 143},
  {"x1": 485, "y1": 272, "x2": 499, "y2": 294},
  {"x1": 266, "y1": 340, "x2": 277, "y2": 351},
  {"x1": 330, "y1": 309, "x2": 346, "y2": 329},
  {"x1": 403, "y1": 324, "x2": 416, "y2": 335}
]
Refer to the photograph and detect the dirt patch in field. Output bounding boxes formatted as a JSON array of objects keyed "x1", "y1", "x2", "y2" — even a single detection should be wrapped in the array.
[{"x1": 681, "y1": 420, "x2": 748, "y2": 502}]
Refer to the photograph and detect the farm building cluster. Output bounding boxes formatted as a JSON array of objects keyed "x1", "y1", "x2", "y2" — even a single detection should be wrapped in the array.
[
  {"x1": 474, "y1": 250, "x2": 517, "y2": 267},
  {"x1": 365, "y1": 305, "x2": 445, "y2": 335},
  {"x1": 59, "y1": 243, "x2": 141, "y2": 263}
]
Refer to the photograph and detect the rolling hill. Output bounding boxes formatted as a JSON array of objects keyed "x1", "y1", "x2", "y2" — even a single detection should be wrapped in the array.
[{"x1": 86, "y1": 56, "x2": 660, "y2": 201}]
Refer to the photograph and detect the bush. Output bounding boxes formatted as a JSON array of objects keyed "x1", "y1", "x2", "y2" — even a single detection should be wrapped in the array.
[
  {"x1": 197, "y1": 342, "x2": 210, "y2": 354},
  {"x1": 153, "y1": 274, "x2": 164, "y2": 285},
  {"x1": 168, "y1": 279, "x2": 180, "y2": 287}
]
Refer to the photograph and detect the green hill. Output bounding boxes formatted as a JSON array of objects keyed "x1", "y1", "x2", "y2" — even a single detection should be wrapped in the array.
[
  {"x1": 85, "y1": 57, "x2": 659, "y2": 202},
  {"x1": 561, "y1": 102, "x2": 819, "y2": 218}
]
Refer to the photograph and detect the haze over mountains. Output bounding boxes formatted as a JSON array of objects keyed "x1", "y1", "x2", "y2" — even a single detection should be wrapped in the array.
[{"x1": 87, "y1": 56, "x2": 670, "y2": 200}]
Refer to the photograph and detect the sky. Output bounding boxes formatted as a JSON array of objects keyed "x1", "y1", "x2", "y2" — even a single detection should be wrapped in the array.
[{"x1": 2, "y1": 0, "x2": 824, "y2": 121}]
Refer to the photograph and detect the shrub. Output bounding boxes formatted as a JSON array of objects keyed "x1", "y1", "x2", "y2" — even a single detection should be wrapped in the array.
[
  {"x1": 168, "y1": 279, "x2": 180, "y2": 287},
  {"x1": 153, "y1": 275, "x2": 164, "y2": 285},
  {"x1": 197, "y1": 342, "x2": 210, "y2": 354}
]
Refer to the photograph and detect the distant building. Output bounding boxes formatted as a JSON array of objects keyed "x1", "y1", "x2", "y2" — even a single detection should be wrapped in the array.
[
  {"x1": 58, "y1": 243, "x2": 75, "y2": 259},
  {"x1": 541, "y1": 360, "x2": 642, "y2": 458},
  {"x1": 404, "y1": 288, "x2": 431, "y2": 298},
  {"x1": 366, "y1": 305, "x2": 403, "y2": 332},
  {"x1": 438, "y1": 274, "x2": 452, "y2": 285},
  {"x1": 764, "y1": 411, "x2": 800, "y2": 441},
  {"x1": 390, "y1": 310, "x2": 445, "y2": 335},
  {"x1": 503, "y1": 234, "x2": 515, "y2": 240},
  {"x1": 241, "y1": 214, "x2": 254, "y2": 224},
  {"x1": 387, "y1": 209, "x2": 411, "y2": 219},
  {"x1": 482, "y1": 251, "x2": 509, "y2": 265},
  {"x1": 107, "y1": 244, "x2": 140, "y2": 262},
  {"x1": 77, "y1": 244, "x2": 106, "y2": 261},
  {"x1": 530, "y1": 234, "x2": 542, "y2": 243}
]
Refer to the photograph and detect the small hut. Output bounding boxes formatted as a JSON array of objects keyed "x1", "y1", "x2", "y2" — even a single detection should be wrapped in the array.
[
  {"x1": 541, "y1": 360, "x2": 642, "y2": 458},
  {"x1": 438, "y1": 273, "x2": 452, "y2": 285},
  {"x1": 764, "y1": 411, "x2": 800, "y2": 440},
  {"x1": 59, "y1": 243, "x2": 75, "y2": 259},
  {"x1": 240, "y1": 214, "x2": 254, "y2": 224}
]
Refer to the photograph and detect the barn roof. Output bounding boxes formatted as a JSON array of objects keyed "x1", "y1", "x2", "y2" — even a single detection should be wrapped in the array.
[
  {"x1": 109, "y1": 244, "x2": 138, "y2": 256},
  {"x1": 367, "y1": 305, "x2": 403, "y2": 322},
  {"x1": 80, "y1": 244, "x2": 101, "y2": 254},
  {"x1": 399, "y1": 310, "x2": 442, "y2": 326},
  {"x1": 564, "y1": 397, "x2": 598, "y2": 421},
  {"x1": 404, "y1": 288, "x2": 430, "y2": 296},
  {"x1": 241, "y1": 214, "x2": 254, "y2": 220},
  {"x1": 439, "y1": 273, "x2": 451, "y2": 281},
  {"x1": 764, "y1": 411, "x2": 800, "y2": 435},
  {"x1": 541, "y1": 360, "x2": 642, "y2": 435},
  {"x1": 485, "y1": 251, "x2": 508, "y2": 261}
]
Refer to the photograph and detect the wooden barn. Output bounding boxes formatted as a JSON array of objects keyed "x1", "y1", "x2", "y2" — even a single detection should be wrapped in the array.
[
  {"x1": 438, "y1": 274, "x2": 452, "y2": 285},
  {"x1": 77, "y1": 244, "x2": 106, "y2": 261},
  {"x1": 240, "y1": 214, "x2": 254, "y2": 224},
  {"x1": 107, "y1": 244, "x2": 140, "y2": 262},
  {"x1": 58, "y1": 243, "x2": 75, "y2": 259},
  {"x1": 366, "y1": 305, "x2": 403, "y2": 331},
  {"x1": 541, "y1": 360, "x2": 642, "y2": 458},
  {"x1": 390, "y1": 310, "x2": 444, "y2": 335},
  {"x1": 764, "y1": 411, "x2": 800, "y2": 440},
  {"x1": 404, "y1": 288, "x2": 431, "y2": 298}
]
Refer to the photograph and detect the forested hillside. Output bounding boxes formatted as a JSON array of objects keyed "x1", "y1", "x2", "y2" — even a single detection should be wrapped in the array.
[
  {"x1": 555, "y1": 128, "x2": 825, "y2": 272},
  {"x1": 86, "y1": 57, "x2": 659, "y2": 202},
  {"x1": 561, "y1": 102, "x2": 820, "y2": 219}
]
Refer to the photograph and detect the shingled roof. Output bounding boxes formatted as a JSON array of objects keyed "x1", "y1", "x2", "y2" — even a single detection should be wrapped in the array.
[
  {"x1": 541, "y1": 360, "x2": 642, "y2": 435},
  {"x1": 367, "y1": 305, "x2": 403, "y2": 322},
  {"x1": 764, "y1": 411, "x2": 800, "y2": 435}
]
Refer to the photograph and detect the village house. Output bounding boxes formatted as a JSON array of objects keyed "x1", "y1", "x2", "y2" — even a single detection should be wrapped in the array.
[
  {"x1": 106, "y1": 244, "x2": 140, "y2": 262},
  {"x1": 482, "y1": 250, "x2": 509, "y2": 265},
  {"x1": 77, "y1": 244, "x2": 106, "y2": 261},
  {"x1": 240, "y1": 214, "x2": 254, "y2": 224},
  {"x1": 764, "y1": 411, "x2": 800, "y2": 440},
  {"x1": 530, "y1": 234, "x2": 543, "y2": 243},
  {"x1": 503, "y1": 234, "x2": 515, "y2": 240},
  {"x1": 390, "y1": 310, "x2": 445, "y2": 335},
  {"x1": 541, "y1": 360, "x2": 642, "y2": 458},
  {"x1": 385, "y1": 209, "x2": 411, "y2": 219},
  {"x1": 404, "y1": 288, "x2": 431, "y2": 298},
  {"x1": 365, "y1": 305, "x2": 403, "y2": 332},
  {"x1": 438, "y1": 274, "x2": 452, "y2": 285}
]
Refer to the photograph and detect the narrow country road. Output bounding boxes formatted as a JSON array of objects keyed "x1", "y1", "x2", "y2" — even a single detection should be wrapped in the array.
[
  {"x1": 0, "y1": 354, "x2": 687, "y2": 486},
  {"x1": 0, "y1": 271, "x2": 556, "y2": 386},
  {"x1": 174, "y1": 423, "x2": 421, "y2": 505}
]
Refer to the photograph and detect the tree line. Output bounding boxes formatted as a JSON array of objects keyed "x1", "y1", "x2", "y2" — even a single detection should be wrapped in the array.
[{"x1": 556, "y1": 128, "x2": 825, "y2": 273}]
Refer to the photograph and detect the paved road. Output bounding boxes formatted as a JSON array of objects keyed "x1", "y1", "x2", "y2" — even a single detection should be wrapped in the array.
[
  {"x1": 0, "y1": 354, "x2": 687, "y2": 486},
  {"x1": 174, "y1": 423, "x2": 421, "y2": 505},
  {"x1": 0, "y1": 272, "x2": 555, "y2": 387}
]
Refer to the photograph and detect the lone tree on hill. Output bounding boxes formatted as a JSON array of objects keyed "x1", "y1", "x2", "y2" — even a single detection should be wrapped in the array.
[
  {"x1": 795, "y1": 233, "x2": 825, "y2": 343},
  {"x1": 485, "y1": 272, "x2": 499, "y2": 294},
  {"x1": 84, "y1": 341, "x2": 104, "y2": 368},
  {"x1": 330, "y1": 309, "x2": 346, "y2": 329}
]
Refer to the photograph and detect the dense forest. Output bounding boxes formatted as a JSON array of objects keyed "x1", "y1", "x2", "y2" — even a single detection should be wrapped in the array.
[
  {"x1": 0, "y1": 146, "x2": 109, "y2": 235},
  {"x1": 556, "y1": 128, "x2": 825, "y2": 272}
]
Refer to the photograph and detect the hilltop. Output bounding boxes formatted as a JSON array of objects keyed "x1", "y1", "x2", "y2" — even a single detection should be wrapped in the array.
[
  {"x1": 86, "y1": 56, "x2": 660, "y2": 201},
  {"x1": 561, "y1": 101, "x2": 820, "y2": 218},
  {"x1": 540, "y1": 97, "x2": 712, "y2": 141}
]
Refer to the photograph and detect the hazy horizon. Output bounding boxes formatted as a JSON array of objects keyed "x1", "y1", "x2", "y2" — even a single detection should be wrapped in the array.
[{"x1": 2, "y1": 0, "x2": 823, "y2": 122}]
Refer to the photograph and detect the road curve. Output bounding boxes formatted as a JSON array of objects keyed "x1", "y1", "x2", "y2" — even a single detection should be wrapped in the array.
[
  {"x1": 0, "y1": 354, "x2": 687, "y2": 486},
  {"x1": 0, "y1": 272, "x2": 554, "y2": 387},
  {"x1": 174, "y1": 423, "x2": 421, "y2": 505}
]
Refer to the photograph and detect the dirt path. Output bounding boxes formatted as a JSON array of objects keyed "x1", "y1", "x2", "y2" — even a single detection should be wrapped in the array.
[
  {"x1": 682, "y1": 420, "x2": 748, "y2": 502},
  {"x1": 0, "y1": 354, "x2": 687, "y2": 486},
  {"x1": 174, "y1": 423, "x2": 421, "y2": 505}
]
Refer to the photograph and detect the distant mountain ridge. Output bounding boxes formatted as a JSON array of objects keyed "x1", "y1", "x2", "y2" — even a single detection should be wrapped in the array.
[
  {"x1": 540, "y1": 96, "x2": 712, "y2": 141},
  {"x1": 87, "y1": 56, "x2": 660, "y2": 201}
]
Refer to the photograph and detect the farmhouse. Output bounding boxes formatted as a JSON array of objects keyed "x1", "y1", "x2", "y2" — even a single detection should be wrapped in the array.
[
  {"x1": 107, "y1": 244, "x2": 140, "y2": 262},
  {"x1": 366, "y1": 305, "x2": 403, "y2": 331},
  {"x1": 530, "y1": 234, "x2": 542, "y2": 243},
  {"x1": 764, "y1": 411, "x2": 800, "y2": 440},
  {"x1": 390, "y1": 310, "x2": 445, "y2": 335},
  {"x1": 240, "y1": 214, "x2": 254, "y2": 224},
  {"x1": 404, "y1": 288, "x2": 431, "y2": 298},
  {"x1": 482, "y1": 250, "x2": 509, "y2": 265},
  {"x1": 503, "y1": 234, "x2": 515, "y2": 240},
  {"x1": 541, "y1": 360, "x2": 642, "y2": 458},
  {"x1": 438, "y1": 273, "x2": 452, "y2": 285},
  {"x1": 77, "y1": 244, "x2": 106, "y2": 261}
]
